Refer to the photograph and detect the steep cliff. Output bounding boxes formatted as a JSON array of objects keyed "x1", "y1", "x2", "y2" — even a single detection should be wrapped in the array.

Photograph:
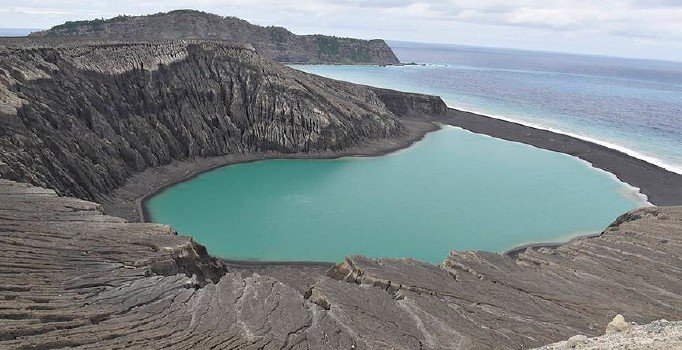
[
  {"x1": 0, "y1": 179, "x2": 679, "y2": 349},
  {"x1": 0, "y1": 40, "x2": 430, "y2": 200},
  {"x1": 29, "y1": 10, "x2": 401, "y2": 65},
  {"x1": 372, "y1": 87, "x2": 448, "y2": 117},
  {"x1": 1, "y1": 26, "x2": 678, "y2": 350}
]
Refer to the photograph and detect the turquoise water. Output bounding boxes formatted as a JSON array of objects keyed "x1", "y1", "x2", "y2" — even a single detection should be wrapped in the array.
[
  {"x1": 292, "y1": 41, "x2": 682, "y2": 174},
  {"x1": 147, "y1": 127, "x2": 646, "y2": 263}
]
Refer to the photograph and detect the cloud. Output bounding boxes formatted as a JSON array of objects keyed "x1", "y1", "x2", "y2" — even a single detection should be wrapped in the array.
[
  {"x1": 411, "y1": 1, "x2": 682, "y2": 40},
  {"x1": 1, "y1": 0, "x2": 681, "y2": 60},
  {"x1": 325, "y1": 0, "x2": 417, "y2": 9},
  {"x1": 504, "y1": 8, "x2": 598, "y2": 29}
]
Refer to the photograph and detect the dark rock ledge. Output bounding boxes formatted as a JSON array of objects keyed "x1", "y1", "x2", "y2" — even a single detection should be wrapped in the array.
[{"x1": 0, "y1": 179, "x2": 679, "y2": 349}]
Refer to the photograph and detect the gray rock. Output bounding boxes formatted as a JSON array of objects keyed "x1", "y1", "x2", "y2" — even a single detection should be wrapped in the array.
[
  {"x1": 0, "y1": 40, "x2": 443, "y2": 202},
  {"x1": 0, "y1": 179, "x2": 679, "y2": 349},
  {"x1": 565, "y1": 334, "x2": 588, "y2": 348},
  {"x1": 534, "y1": 320, "x2": 682, "y2": 350},
  {"x1": 0, "y1": 26, "x2": 679, "y2": 350},
  {"x1": 605, "y1": 314, "x2": 630, "y2": 334}
]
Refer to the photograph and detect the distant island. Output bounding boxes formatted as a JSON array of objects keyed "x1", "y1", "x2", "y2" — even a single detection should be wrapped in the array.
[{"x1": 29, "y1": 9, "x2": 400, "y2": 65}]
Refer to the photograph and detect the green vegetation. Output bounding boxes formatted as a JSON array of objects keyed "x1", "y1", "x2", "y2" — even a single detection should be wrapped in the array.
[
  {"x1": 51, "y1": 18, "x2": 107, "y2": 31},
  {"x1": 268, "y1": 27, "x2": 289, "y2": 43},
  {"x1": 50, "y1": 15, "x2": 131, "y2": 32},
  {"x1": 351, "y1": 47, "x2": 372, "y2": 62},
  {"x1": 317, "y1": 36, "x2": 340, "y2": 56}
]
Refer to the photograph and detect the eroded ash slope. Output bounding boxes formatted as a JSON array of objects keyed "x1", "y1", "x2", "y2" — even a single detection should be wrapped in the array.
[
  {"x1": 0, "y1": 179, "x2": 679, "y2": 349},
  {"x1": 0, "y1": 40, "x2": 430, "y2": 200}
]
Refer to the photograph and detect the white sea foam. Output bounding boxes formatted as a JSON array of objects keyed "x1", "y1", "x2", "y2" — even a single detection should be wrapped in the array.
[{"x1": 446, "y1": 104, "x2": 682, "y2": 175}]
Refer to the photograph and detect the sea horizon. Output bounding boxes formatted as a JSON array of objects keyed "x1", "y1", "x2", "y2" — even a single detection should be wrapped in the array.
[
  {"x1": 387, "y1": 39, "x2": 682, "y2": 65},
  {"x1": 293, "y1": 41, "x2": 682, "y2": 175}
]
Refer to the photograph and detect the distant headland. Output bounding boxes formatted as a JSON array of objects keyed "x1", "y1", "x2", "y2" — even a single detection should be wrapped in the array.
[{"x1": 29, "y1": 9, "x2": 400, "y2": 65}]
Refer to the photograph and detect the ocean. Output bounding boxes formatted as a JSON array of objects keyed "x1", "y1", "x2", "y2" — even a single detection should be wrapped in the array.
[
  {"x1": 293, "y1": 41, "x2": 682, "y2": 174},
  {"x1": 0, "y1": 28, "x2": 39, "y2": 37}
]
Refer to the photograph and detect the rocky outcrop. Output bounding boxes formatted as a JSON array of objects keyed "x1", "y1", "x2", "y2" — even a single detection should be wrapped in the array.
[
  {"x1": 29, "y1": 10, "x2": 401, "y2": 65},
  {"x1": 605, "y1": 314, "x2": 630, "y2": 334},
  {"x1": 533, "y1": 319, "x2": 681, "y2": 350},
  {"x1": 1, "y1": 23, "x2": 679, "y2": 350},
  {"x1": 0, "y1": 40, "x2": 428, "y2": 200},
  {"x1": 0, "y1": 179, "x2": 679, "y2": 349},
  {"x1": 371, "y1": 87, "x2": 448, "y2": 118}
]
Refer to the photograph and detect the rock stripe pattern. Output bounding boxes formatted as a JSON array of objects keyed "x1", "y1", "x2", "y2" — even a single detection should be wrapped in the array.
[
  {"x1": 0, "y1": 40, "x2": 409, "y2": 200},
  {"x1": 0, "y1": 178, "x2": 679, "y2": 349}
]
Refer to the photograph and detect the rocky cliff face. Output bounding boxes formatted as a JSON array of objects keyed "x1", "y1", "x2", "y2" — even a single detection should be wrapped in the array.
[
  {"x1": 0, "y1": 179, "x2": 679, "y2": 349},
  {"x1": 372, "y1": 87, "x2": 449, "y2": 117},
  {"x1": 29, "y1": 10, "x2": 401, "y2": 65},
  {"x1": 1, "y1": 27, "x2": 678, "y2": 350},
  {"x1": 0, "y1": 40, "x2": 434, "y2": 200}
]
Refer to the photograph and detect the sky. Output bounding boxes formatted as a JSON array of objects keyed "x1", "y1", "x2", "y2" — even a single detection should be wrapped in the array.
[{"x1": 1, "y1": 1, "x2": 682, "y2": 62}]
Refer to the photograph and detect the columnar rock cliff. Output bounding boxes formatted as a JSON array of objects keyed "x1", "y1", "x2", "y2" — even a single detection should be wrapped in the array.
[
  {"x1": 0, "y1": 179, "x2": 679, "y2": 349},
  {"x1": 0, "y1": 32, "x2": 679, "y2": 350},
  {"x1": 0, "y1": 40, "x2": 437, "y2": 200},
  {"x1": 29, "y1": 10, "x2": 401, "y2": 65}
]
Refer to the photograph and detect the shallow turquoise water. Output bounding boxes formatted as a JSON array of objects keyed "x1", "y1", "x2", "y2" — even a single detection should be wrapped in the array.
[{"x1": 147, "y1": 127, "x2": 646, "y2": 263}]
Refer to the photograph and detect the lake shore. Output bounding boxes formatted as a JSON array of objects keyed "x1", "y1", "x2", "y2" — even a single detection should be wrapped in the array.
[
  {"x1": 100, "y1": 107, "x2": 682, "y2": 225},
  {"x1": 437, "y1": 108, "x2": 682, "y2": 206},
  {"x1": 99, "y1": 118, "x2": 440, "y2": 222}
]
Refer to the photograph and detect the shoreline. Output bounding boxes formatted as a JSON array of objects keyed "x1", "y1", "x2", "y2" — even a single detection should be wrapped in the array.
[
  {"x1": 503, "y1": 232, "x2": 602, "y2": 258},
  {"x1": 99, "y1": 107, "x2": 682, "y2": 267},
  {"x1": 436, "y1": 109, "x2": 682, "y2": 206},
  {"x1": 100, "y1": 118, "x2": 439, "y2": 222},
  {"x1": 443, "y1": 123, "x2": 651, "y2": 205},
  {"x1": 446, "y1": 104, "x2": 682, "y2": 175}
]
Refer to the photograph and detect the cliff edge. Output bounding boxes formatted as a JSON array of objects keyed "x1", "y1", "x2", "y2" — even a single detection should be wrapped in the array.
[
  {"x1": 0, "y1": 40, "x2": 441, "y2": 201},
  {"x1": 0, "y1": 30, "x2": 679, "y2": 350}
]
